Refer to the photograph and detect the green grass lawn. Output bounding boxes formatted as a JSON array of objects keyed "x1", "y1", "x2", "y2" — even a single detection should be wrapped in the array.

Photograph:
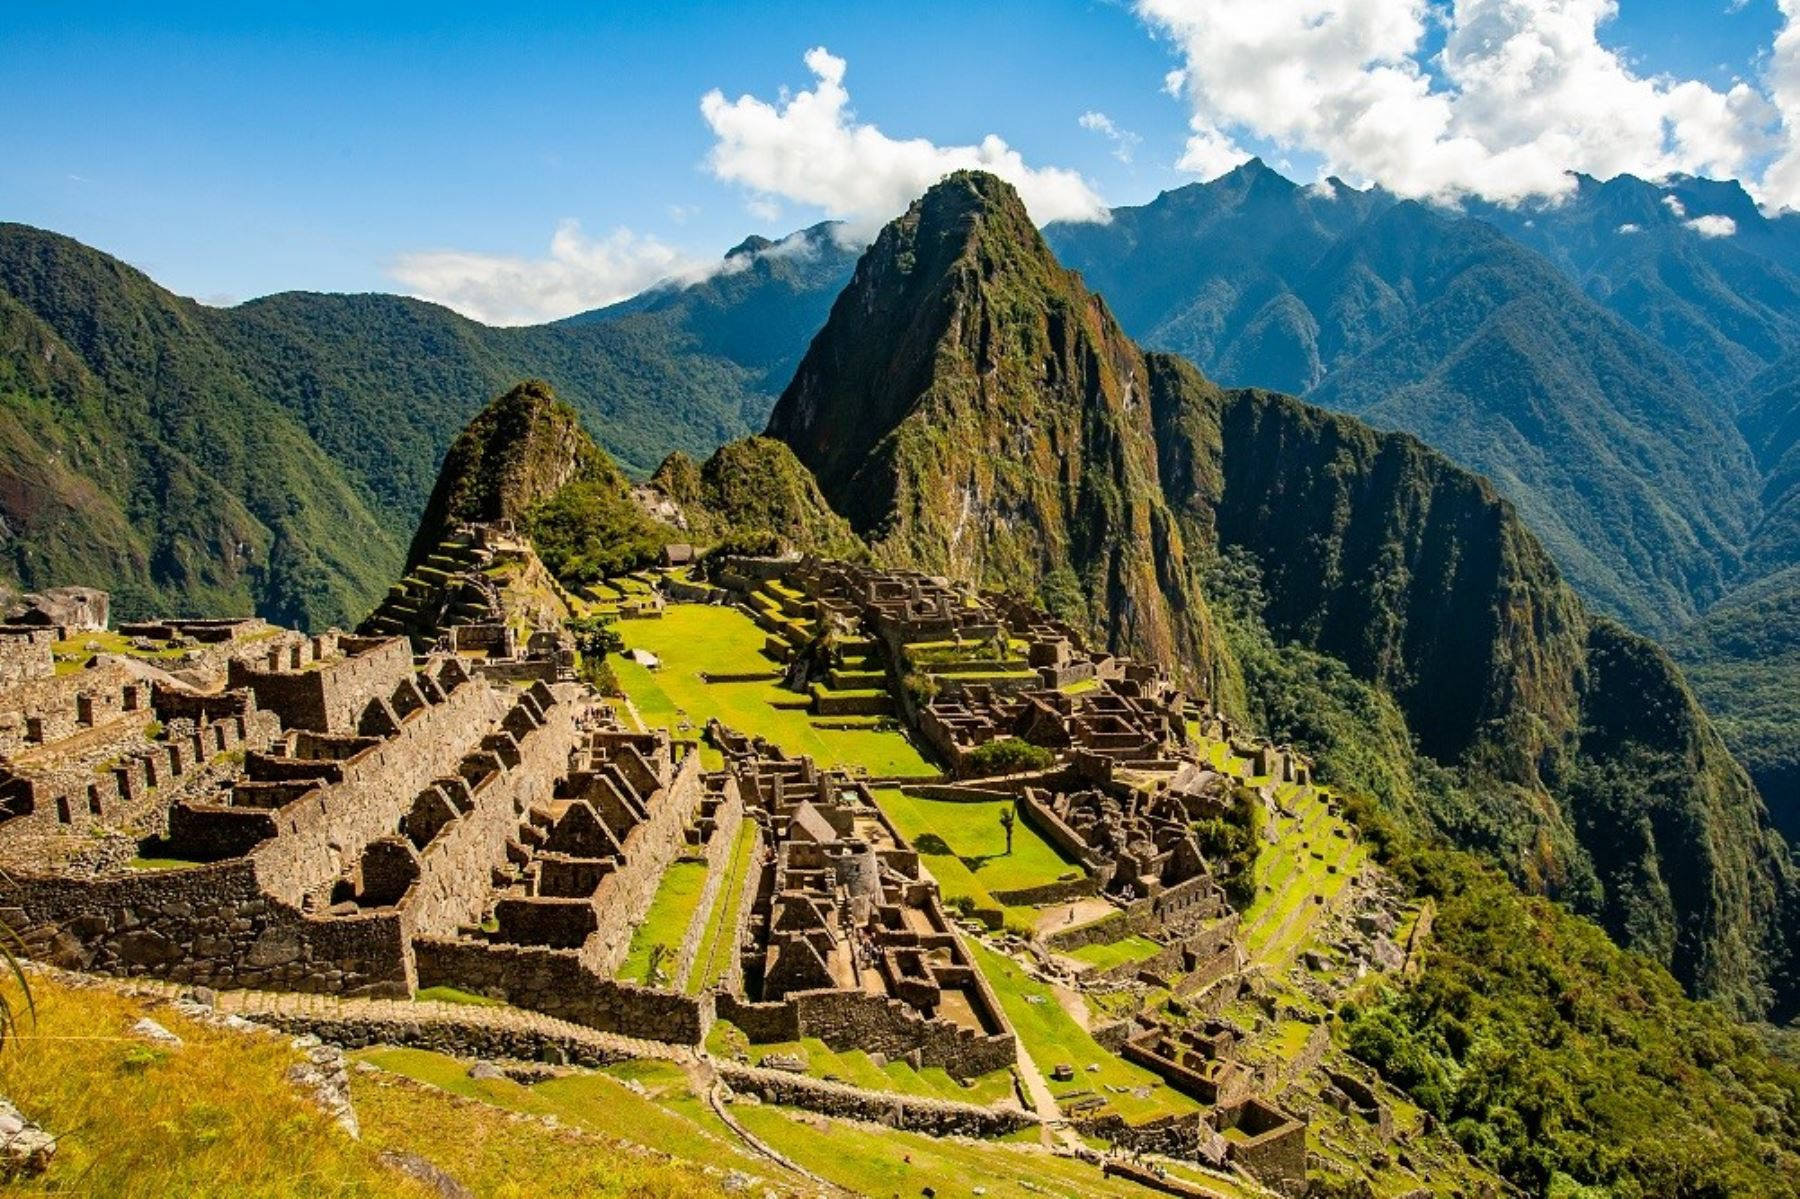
[
  {"x1": 413, "y1": 985, "x2": 504, "y2": 1007},
  {"x1": 617, "y1": 860, "x2": 710, "y2": 985},
  {"x1": 875, "y1": 790, "x2": 1081, "y2": 894},
  {"x1": 1066, "y1": 935, "x2": 1163, "y2": 972},
  {"x1": 358, "y1": 1047, "x2": 772, "y2": 1180},
  {"x1": 966, "y1": 941, "x2": 1197, "y2": 1123},
  {"x1": 709, "y1": 1024, "x2": 1018, "y2": 1106},
  {"x1": 613, "y1": 605, "x2": 935, "y2": 777},
  {"x1": 686, "y1": 818, "x2": 758, "y2": 994},
  {"x1": 731, "y1": 1103, "x2": 1153, "y2": 1199}
]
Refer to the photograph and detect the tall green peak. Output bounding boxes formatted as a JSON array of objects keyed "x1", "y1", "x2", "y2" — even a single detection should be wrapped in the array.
[
  {"x1": 405, "y1": 379, "x2": 622, "y2": 569},
  {"x1": 766, "y1": 170, "x2": 1225, "y2": 682},
  {"x1": 768, "y1": 171, "x2": 1797, "y2": 1016}
]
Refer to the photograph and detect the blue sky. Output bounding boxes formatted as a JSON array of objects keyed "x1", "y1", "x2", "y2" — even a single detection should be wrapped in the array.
[{"x1": 1, "y1": 1, "x2": 1790, "y2": 320}]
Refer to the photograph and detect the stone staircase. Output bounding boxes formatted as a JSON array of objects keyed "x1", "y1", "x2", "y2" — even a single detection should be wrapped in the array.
[{"x1": 358, "y1": 533, "x2": 502, "y2": 650}]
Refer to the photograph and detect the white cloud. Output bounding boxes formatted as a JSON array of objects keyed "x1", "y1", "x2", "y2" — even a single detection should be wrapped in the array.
[
  {"x1": 699, "y1": 47, "x2": 1110, "y2": 232},
  {"x1": 1662, "y1": 194, "x2": 1688, "y2": 218},
  {"x1": 1617, "y1": 222, "x2": 1642, "y2": 233},
  {"x1": 1759, "y1": 1, "x2": 1800, "y2": 207},
  {"x1": 1136, "y1": 0, "x2": 1782, "y2": 204},
  {"x1": 391, "y1": 220, "x2": 699, "y2": 325},
  {"x1": 1080, "y1": 110, "x2": 1144, "y2": 163},
  {"x1": 1686, "y1": 213, "x2": 1739, "y2": 236}
]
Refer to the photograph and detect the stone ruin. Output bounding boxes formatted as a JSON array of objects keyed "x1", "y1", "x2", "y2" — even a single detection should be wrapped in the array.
[
  {"x1": 0, "y1": 592, "x2": 704, "y2": 1042},
  {"x1": 712, "y1": 729, "x2": 1017, "y2": 1079},
  {"x1": 359, "y1": 523, "x2": 578, "y2": 682}
]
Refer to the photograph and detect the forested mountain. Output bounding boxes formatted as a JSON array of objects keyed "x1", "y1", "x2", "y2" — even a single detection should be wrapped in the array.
[
  {"x1": 8, "y1": 161, "x2": 1800, "y2": 843},
  {"x1": 0, "y1": 222, "x2": 849, "y2": 627},
  {"x1": 767, "y1": 171, "x2": 1224, "y2": 683},
  {"x1": 767, "y1": 171, "x2": 1799, "y2": 1019},
  {"x1": 1044, "y1": 161, "x2": 1765, "y2": 636},
  {"x1": 1045, "y1": 163, "x2": 1800, "y2": 837}
]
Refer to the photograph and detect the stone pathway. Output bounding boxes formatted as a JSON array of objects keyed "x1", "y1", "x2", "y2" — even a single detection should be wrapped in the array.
[{"x1": 1009, "y1": 1034, "x2": 1084, "y2": 1152}]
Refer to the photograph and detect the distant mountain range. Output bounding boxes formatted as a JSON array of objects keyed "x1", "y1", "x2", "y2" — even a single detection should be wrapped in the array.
[
  {"x1": 4, "y1": 162, "x2": 1800, "y2": 835},
  {"x1": 0, "y1": 220, "x2": 858, "y2": 629}
]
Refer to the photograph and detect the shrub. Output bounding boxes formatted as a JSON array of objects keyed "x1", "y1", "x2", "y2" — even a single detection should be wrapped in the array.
[{"x1": 963, "y1": 737, "x2": 1054, "y2": 777}]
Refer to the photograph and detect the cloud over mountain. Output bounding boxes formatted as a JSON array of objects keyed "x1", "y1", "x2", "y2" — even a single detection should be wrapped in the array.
[
  {"x1": 390, "y1": 221, "x2": 700, "y2": 326},
  {"x1": 1138, "y1": 0, "x2": 1789, "y2": 205},
  {"x1": 699, "y1": 47, "x2": 1111, "y2": 233}
]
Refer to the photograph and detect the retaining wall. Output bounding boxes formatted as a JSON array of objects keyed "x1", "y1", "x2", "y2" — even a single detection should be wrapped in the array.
[
  {"x1": 715, "y1": 1062, "x2": 1033, "y2": 1137},
  {"x1": 414, "y1": 936, "x2": 711, "y2": 1044}
]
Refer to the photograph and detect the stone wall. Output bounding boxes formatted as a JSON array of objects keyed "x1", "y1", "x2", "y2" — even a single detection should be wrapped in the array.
[
  {"x1": 715, "y1": 994, "x2": 801, "y2": 1043},
  {"x1": 413, "y1": 937, "x2": 712, "y2": 1044},
  {"x1": 1, "y1": 858, "x2": 412, "y2": 995},
  {"x1": 403, "y1": 689, "x2": 583, "y2": 936},
  {"x1": 715, "y1": 1062, "x2": 1033, "y2": 1137},
  {"x1": 787, "y1": 988, "x2": 1015, "y2": 1079},
  {"x1": 246, "y1": 671, "x2": 508, "y2": 906},
  {"x1": 583, "y1": 750, "x2": 706, "y2": 974},
  {"x1": 247, "y1": 1007, "x2": 634, "y2": 1069},
  {"x1": 668, "y1": 790, "x2": 744, "y2": 988},
  {"x1": 0, "y1": 628, "x2": 54, "y2": 685},
  {"x1": 229, "y1": 637, "x2": 414, "y2": 734}
]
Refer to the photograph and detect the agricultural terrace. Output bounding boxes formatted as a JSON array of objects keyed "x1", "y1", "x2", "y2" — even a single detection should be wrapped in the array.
[
  {"x1": 967, "y1": 940, "x2": 1199, "y2": 1123},
  {"x1": 611, "y1": 603, "x2": 934, "y2": 777},
  {"x1": 706, "y1": 1023, "x2": 1018, "y2": 1106}
]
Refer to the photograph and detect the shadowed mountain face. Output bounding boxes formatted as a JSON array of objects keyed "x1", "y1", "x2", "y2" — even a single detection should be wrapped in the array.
[
  {"x1": 768, "y1": 171, "x2": 1798, "y2": 1018},
  {"x1": 1046, "y1": 163, "x2": 1768, "y2": 638}
]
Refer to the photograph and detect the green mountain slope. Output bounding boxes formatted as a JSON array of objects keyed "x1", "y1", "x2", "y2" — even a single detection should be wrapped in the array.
[
  {"x1": 1047, "y1": 163, "x2": 1765, "y2": 637},
  {"x1": 651, "y1": 437, "x2": 863, "y2": 560},
  {"x1": 775, "y1": 171, "x2": 1798, "y2": 1017},
  {"x1": 0, "y1": 221, "x2": 857, "y2": 626},
  {"x1": 1466, "y1": 172, "x2": 1800, "y2": 395},
  {"x1": 0, "y1": 225, "x2": 401, "y2": 629},
  {"x1": 767, "y1": 170, "x2": 1226, "y2": 683}
]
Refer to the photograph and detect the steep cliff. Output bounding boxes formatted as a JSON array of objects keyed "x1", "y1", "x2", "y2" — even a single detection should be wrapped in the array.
[
  {"x1": 767, "y1": 171, "x2": 1224, "y2": 682},
  {"x1": 1155, "y1": 377, "x2": 1794, "y2": 1011}
]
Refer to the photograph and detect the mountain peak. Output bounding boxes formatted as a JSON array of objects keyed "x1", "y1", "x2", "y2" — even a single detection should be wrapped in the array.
[
  {"x1": 405, "y1": 379, "x2": 620, "y2": 569},
  {"x1": 765, "y1": 169, "x2": 1221, "y2": 677}
]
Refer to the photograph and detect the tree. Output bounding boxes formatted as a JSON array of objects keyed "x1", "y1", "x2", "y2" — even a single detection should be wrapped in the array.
[{"x1": 999, "y1": 807, "x2": 1017, "y2": 855}]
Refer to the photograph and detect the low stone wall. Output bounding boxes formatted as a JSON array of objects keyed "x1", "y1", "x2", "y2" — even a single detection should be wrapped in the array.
[
  {"x1": 715, "y1": 1062, "x2": 1033, "y2": 1137},
  {"x1": 715, "y1": 994, "x2": 800, "y2": 1043},
  {"x1": 245, "y1": 1007, "x2": 635, "y2": 1069},
  {"x1": 788, "y1": 988, "x2": 1015, "y2": 1079},
  {"x1": 1100, "y1": 1159, "x2": 1236, "y2": 1199},
  {"x1": 2, "y1": 857, "x2": 412, "y2": 995},
  {"x1": 810, "y1": 689, "x2": 892, "y2": 717},
  {"x1": 990, "y1": 876, "x2": 1095, "y2": 907},
  {"x1": 413, "y1": 936, "x2": 711, "y2": 1044}
]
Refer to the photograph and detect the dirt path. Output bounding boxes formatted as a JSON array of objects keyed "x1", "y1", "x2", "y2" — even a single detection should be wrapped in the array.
[{"x1": 1033, "y1": 897, "x2": 1116, "y2": 939}]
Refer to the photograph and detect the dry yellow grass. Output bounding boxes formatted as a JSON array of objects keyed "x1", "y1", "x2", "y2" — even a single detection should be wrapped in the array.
[
  {"x1": 0, "y1": 975, "x2": 739, "y2": 1198},
  {"x1": 0, "y1": 976, "x2": 419, "y2": 1197}
]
